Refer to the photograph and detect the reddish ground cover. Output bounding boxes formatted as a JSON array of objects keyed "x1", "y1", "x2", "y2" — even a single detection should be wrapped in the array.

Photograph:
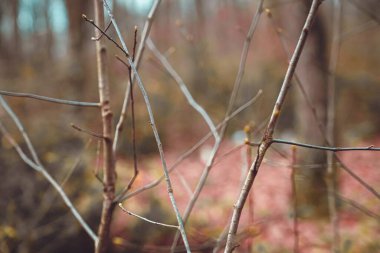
[{"x1": 113, "y1": 137, "x2": 380, "y2": 252}]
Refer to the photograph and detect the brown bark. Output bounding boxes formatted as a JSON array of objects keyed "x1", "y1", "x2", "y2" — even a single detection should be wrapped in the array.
[
  {"x1": 280, "y1": 0, "x2": 329, "y2": 218},
  {"x1": 65, "y1": 0, "x2": 90, "y2": 94},
  {"x1": 93, "y1": 0, "x2": 116, "y2": 253},
  {"x1": 224, "y1": 1, "x2": 324, "y2": 251}
]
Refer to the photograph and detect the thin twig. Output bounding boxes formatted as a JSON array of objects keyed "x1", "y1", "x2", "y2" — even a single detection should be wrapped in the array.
[
  {"x1": 71, "y1": 123, "x2": 105, "y2": 139},
  {"x1": 171, "y1": 0, "x2": 265, "y2": 251},
  {"x1": 127, "y1": 30, "x2": 139, "y2": 191},
  {"x1": 113, "y1": 0, "x2": 161, "y2": 152},
  {"x1": 266, "y1": 3, "x2": 380, "y2": 210},
  {"x1": 174, "y1": 170, "x2": 194, "y2": 198},
  {"x1": 92, "y1": 0, "x2": 116, "y2": 252},
  {"x1": 335, "y1": 156, "x2": 380, "y2": 199},
  {"x1": 245, "y1": 124, "x2": 254, "y2": 252},
  {"x1": 147, "y1": 37, "x2": 220, "y2": 142},
  {"x1": 94, "y1": 140, "x2": 104, "y2": 185},
  {"x1": 224, "y1": 1, "x2": 324, "y2": 252},
  {"x1": 339, "y1": 20, "x2": 378, "y2": 42},
  {"x1": 149, "y1": 33, "x2": 222, "y2": 252},
  {"x1": 25, "y1": 138, "x2": 93, "y2": 234},
  {"x1": 114, "y1": 35, "x2": 140, "y2": 202},
  {"x1": 326, "y1": 1, "x2": 342, "y2": 251},
  {"x1": 61, "y1": 139, "x2": 93, "y2": 187},
  {"x1": 119, "y1": 93, "x2": 262, "y2": 202},
  {"x1": 336, "y1": 193, "x2": 380, "y2": 221},
  {"x1": 115, "y1": 55, "x2": 129, "y2": 68},
  {"x1": 0, "y1": 90, "x2": 100, "y2": 107},
  {"x1": 101, "y1": 1, "x2": 190, "y2": 251},
  {"x1": 91, "y1": 20, "x2": 112, "y2": 41},
  {"x1": 118, "y1": 203, "x2": 180, "y2": 229},
  {"x1": 219, "y1": 0, "x2": 265, "y2": 138},
  {"x1": 0, "y1": 98, "x2": 97, "y2": 242},
  {"x1": 82, "y1": 14, "x2": 129, "y2": 58},
  {"x1": 0, "y1": 96, "x2": 42, "y2": 165},
  {"x1": 291, "y1": 146, "x2": 299, "y2": 253},
  {"x1": 213, "y1": 144, "x2": 246, "y2": 167},
  {"x1": 347, "y1": 0, "x2": 380, "y2": 24},
  {"x1": 267, "y1": 139, "x2": 380, "y2": 152}
]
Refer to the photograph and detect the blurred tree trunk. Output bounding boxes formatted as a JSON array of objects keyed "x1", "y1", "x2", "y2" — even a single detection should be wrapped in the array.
[
  {"x1": 11, "y1": 0, "x2": 20, "y2": 57},
  {"x1": 8, "y1": 0, "x2": 21, "y2": 75},
  {"x1": 65, "y1": 0, "x2": 90, "y2": 96},
  {"x1": 280, "y1": 0, "x2": 329, "y2": 218},
  {"x1": 43, "y1": 0, "x2": 54, "y2": 60},
  {"x1": 191, "y1": 0, "x2": 207, "y2": 92},
  {"x1": 0, "y1": 2, "x2": 6, "y2": 65}
]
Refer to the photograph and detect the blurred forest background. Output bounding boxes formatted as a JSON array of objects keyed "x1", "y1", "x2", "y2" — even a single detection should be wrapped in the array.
[{"x1": 0, "y1": 0, "x2": 379, "y2": 252}]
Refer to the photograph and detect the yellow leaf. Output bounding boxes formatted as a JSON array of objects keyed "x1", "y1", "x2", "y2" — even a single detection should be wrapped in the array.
[
  {"x1": 112, "y1": 237, "x2": 125, "y2": 246},
  {"x1": 2, "y1": 226, "x2": 17, "y2": 238}
]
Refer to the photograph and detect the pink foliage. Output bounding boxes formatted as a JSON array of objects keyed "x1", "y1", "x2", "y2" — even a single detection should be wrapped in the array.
[{"x1": 114, "y1": 138, "x2": 380, "y2": 252}]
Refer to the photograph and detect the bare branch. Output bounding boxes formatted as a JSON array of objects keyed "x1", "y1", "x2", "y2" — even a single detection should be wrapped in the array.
[
  {"x1": 101, "y1": 1, "x2": 191, "y2": 251},
  {"x1": 0, "y1": 90, "x2": 100, "y2": 107},
  {"x1": 172, "y1": 0, "x2": 265, "y2": 250},
  {"x1": 118, "y1": 203, "x2": 180, "y2": 229},
  {"x1": 0, "y1": 97, "x2": 98, "y2": 243},
  {"x1": 147, "y1": 37, "x2": 220, "y2": 141},
  {"x1": 113, "y1": 0, "x2": 161, "y2": 152},
  {"x1": 114, "y1": 50, "x2": 139, "y2": 202},
  {"x1": 61, "y1": 139, "x2": 93, "y2": 187},
  {"x1": 326, "y1": 2, "x2": 342, "y2": 251},
  {"x1": 336, "y1": 193, "x2": 380, "y2": 221},
  {"x1": 267, "y1": 139, "x2": 380, "y2": 152},
  {"x1": 91, "y1": 20, "x2": 112, "y2": 41},
  {"x1": 82, "y1": 14, "x2": 129, "y2": 58},
  {"x1": 335, "y1": 156, "x2": 380, "y2": 199},
  {"x1": 71, "y1": 123, "x2": 105, "y2": 139},
  {"x1": 92, "y1": 0, "x2": 116, "y2": 252},
  {"x1": 119, "y1": 92, "x2": 262, "y2": 202},
  {"x1": 347, "y1": 0, "x2": 380, "y2": 24},
  {"x1": 266, "y1": 2, "x2": 380, "y2": 211},
  {"x1": 290, "y1": 146, "x2": 299, "y2": 253},
  {"x1": 224, "y1": 1, "x2": 324, "y2": 251}
]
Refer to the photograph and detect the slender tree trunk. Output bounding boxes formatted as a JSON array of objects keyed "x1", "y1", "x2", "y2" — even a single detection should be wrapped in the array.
[
  {"x1": 93, "y1": 0, "x2": 116, "y2": 252},
  {"x1": 9, "y1": 0, "x2": 20, "y2": 74},
  {"x1": 43, "y1": 0, "x2": 54, "y2": 60},
  {"x1": 65, "y1": 0, "x2": 90, "y2": 95},
  {"x1": 281, "y1": 0, "x2": 329, "y2": 218}
]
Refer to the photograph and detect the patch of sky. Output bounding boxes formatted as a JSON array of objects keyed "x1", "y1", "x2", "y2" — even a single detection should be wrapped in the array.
[
  {"x1": 18, "y1": 0, "x2": 35, "y2": 34},
  {"x1": 18, "y1": 0, "x2": 68, "y2": 35},
  {"x1": 49, "y1": 0, "x2": 68, "y2": 34},
  {"x1": 116, "y1": 0, "x2": 154, "y2": 15}
]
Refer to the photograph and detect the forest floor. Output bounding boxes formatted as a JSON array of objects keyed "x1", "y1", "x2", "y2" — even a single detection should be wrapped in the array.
[{"x1": 112, "y1": 136, "x2": 380, "y2": 253}]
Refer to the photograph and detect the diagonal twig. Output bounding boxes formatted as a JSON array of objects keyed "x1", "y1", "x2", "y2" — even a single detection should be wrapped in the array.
[
  {"x1": 0, "y1": 97, "x2": 98, "y2": 243},
  {"x1": 101, "y1": 1, "x2": 191, "y2": 251},
  {"x1": 224, "y1": 1, "x2": 324, "y2": 252},
  {"x1": 113, "y1": 0, "x2": 162, "y2": 152},
  {"x1": 147, "y1": 37, "x2": 220, "y2": 142},
  {"x1": 266, "y1": 7, "x2": 380, "y2": 203},
  {"x1": 118, "y1": 93, "x2": 262, "y2": 202},
  {"x1": 0, "y1": 90, "x2": 100, "y2": 107},
  {"x1": 119, "y1": 203, "x2": 179, "y2": 229},
  {"x1": 171, "y1": 0, "x2": 266, "y2": 251},
  {"x1": 267, "y1": 139, "x2": 380, "y2": 152}
]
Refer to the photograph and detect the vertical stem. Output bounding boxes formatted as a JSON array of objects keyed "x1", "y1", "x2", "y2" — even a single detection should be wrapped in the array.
[
  {"x1": 291, "y1": 146, "x2": 299, "y2": 253},
  {"x1": 171, "y1": 1, "x2": 265, "y2": 251},
  {"x1": 93, "y1": 0, "x2": 116, "y2": 252},
  {"x1": 113, "y1": 0, "x2": 161, "y2": 152},
  {"x1": 101, "y1": 2, "x2": 191, "y2": 251},
  {"x1": 326, "y1": 0, "x2": 342, "y2": 252},
  {"x1": 224, "y1": 1, "x2": 323, "y2": 252},
  {"x1": 245, "y1": 124, "x2": 254, "y2": 252}
]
